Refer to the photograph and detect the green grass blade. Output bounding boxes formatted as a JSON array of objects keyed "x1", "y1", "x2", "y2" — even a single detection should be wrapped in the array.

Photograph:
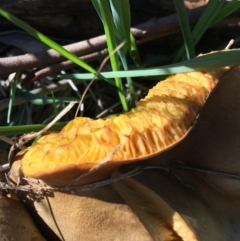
[
  {"x1": 129, "y1": 33, "x2": 141, "y2": 65},
  {"x1": 109, "y1": 0, "x2": 140, "y2": 65},
  {"x1": 7, "y1": 72, "x2": 20, "y2": 123},
  {"x1": 174, "y1": 0, "x2": 195, "y2": 59},
  {"x1": 0, "y1": 122, "x2": 68, "y2": 135},
  {"x1": 173, "y1": 1, "x2": 225, "y2": 62},
  {"x1": 0, "y1": 8, "x2": 96, "y2": 74},
  {"x1": 191, "y1": 1, "x2": 225, "y2": 45},
  {"x1": 109, "y1": 0, "x2": 131, "y2": 53},
  {"x1": 55, "y1": 49, "x2": 240, "y2": 79},
  {"x1": 92, "y1": 0, "x2": 128, "y2": 111},
  {"x1": 51, "y1": 91, "x2": 58, "y2": 116},
  {"x1": 109, "y1": 0, "x2": 136, "y2": 107},
  {"x1": 4, "y1": 48, "x2": 240, "y2": 136},
  {"x1": 91, "y1": 0, "x2": 102, "y2": 21},
  {"x1": 211, "y1": 1, "x2": 240, "y2": 26},
  {"x1": 118, "y1": 50, "x2": 136, "y2": 107},
  {"x1": 17, "y1": 88, "x2": 78, "y2": 105}
]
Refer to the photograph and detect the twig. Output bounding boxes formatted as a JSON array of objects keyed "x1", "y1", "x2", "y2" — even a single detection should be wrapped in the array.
[
  {"x1": 3, "y1": 159, "x2": 240, "y2": 193},
  {"x1": 0, "y1": 7, "x2": 204, "y2": 76},
  {"x1": 171, "y1": 160, "x2": 240, "y2": 181},
  {"x1": 0, "y1": 35, "x2": 107, "y2": 75},
  {"x1": 0, "y1": 136, "x2": 16, "y2": 146},
  {"x1": 66, "y1": 144, "x2": 121, "y2": 187},
  {"x1": 4, "y1": 165, "x2": 144, "y2": 193},
  {"x1": 22, "y1": 49, "x2": 108, "y2": 85},
  {"x1": 0, "y1": 163, "x2": 9, "y2": 172},
  {"x1": 225, "y1": 39, "x2": 234, "y2": 50}
]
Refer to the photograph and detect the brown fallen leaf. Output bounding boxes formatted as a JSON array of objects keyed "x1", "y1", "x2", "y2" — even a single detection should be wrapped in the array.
[
  {"x1": 0, "y1": 195, "x2": 46, "y2": 241},
  {"x1": 113, "y1": 169, "x2": 198, "y2": 241},
  {"x1": 14, "y1": 184, "x2": 154, "y2": 241}
]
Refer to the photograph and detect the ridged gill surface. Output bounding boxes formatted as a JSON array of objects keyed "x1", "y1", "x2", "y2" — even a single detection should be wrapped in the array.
[{"x1": 20, "y1": 70, "x2": 224, "y2": 179}]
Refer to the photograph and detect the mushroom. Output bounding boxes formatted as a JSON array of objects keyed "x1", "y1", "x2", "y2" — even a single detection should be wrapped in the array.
[
  {"x1": 15, "y1": 68, "x2": 227, "y2": 186},
  {"x1": 9, "y1": 65, "x2": 238, "y2": 241}
]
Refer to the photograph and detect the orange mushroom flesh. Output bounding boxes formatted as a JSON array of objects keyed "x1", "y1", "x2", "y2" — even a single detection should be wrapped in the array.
[{"x1": 17, "y1": 69, "x2": 227, "y2": 186}]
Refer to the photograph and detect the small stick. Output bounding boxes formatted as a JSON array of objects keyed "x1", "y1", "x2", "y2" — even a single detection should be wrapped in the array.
[
  {"x1": 74, "y1": 41, "x2": 126, "y2": 118},
  {"x1": 225, "y1": 39, "x2": 234, "y2": 50},
  {"x1": 3, "y1": 161, "x2": 240, "y2": 193},
  {"x1": 66, "y1": 144, "x2": 121, "y2": 187},
  {"x1": 0, "y1": 7, "x2": 204, "y2": 76}
]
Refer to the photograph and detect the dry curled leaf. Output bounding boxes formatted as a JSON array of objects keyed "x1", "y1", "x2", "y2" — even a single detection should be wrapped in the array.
[
  {"x1": 14, "y1": 184, "x2": 154, "y2": 241},
  {"x1": 113, "y1": 170, "x2": 198, "y2": 241}
]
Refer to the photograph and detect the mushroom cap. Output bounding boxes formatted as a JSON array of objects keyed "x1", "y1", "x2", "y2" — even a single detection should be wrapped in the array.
[{"x1": 18, "y1": 70, "x2": 224, "y2": 186}]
